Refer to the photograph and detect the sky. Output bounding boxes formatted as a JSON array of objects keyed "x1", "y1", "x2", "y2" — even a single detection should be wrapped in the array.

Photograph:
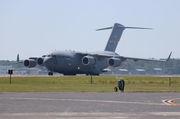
[{"x1": 0, "y1": 0, "x2": 180, "y2": 60}]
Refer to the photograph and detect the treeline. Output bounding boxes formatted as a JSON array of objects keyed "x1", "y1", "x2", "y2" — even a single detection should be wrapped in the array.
[
  {"x1": 0, "y1": 58, "x2": 180, "y2": 74},
  {"x1": 120, "y1": 58, "x2": 180, "y2": 74}
]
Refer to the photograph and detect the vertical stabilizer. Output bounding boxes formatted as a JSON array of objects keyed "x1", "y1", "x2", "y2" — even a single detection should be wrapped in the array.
[
  {"x1": 104, "y1": 23, "x2": 125, "y2": 52},
  {"x1": 96, "y1": 23, "x2": 152, "y2": 52}
]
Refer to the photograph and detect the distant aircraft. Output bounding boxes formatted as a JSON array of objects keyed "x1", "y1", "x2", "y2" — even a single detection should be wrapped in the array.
[{"x1": 19, "y1": 23, "x2": 172, "y2": 76}]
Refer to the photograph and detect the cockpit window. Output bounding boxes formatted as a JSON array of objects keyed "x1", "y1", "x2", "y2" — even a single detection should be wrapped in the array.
[{"x1": 56, "y1": 55, "x2": 70, "y2": 58}]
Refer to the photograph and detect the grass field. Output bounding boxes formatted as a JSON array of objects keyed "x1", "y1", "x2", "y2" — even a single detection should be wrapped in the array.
[{"x1": 0, "y1": 75, "x2": 180, "y2": 92}]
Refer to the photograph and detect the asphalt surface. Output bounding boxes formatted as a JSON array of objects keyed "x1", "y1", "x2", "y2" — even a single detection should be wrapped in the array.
[{"x1": 0, "y1": 92, "x2": 180, "y2": 119}]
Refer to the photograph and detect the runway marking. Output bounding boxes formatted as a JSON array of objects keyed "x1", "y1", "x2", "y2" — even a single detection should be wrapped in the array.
[
  {"x1": 9, "y1": 97, "x2": 166, "y2": 106},
  {"x1": 163, "y1": 98, "x2": 180, "y2": 106},
  {"x1": 1, "y1": 112, "x2": 180, "y2": 119}
]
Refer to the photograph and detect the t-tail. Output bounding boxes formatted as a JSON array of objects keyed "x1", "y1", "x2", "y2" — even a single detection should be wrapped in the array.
[{"x1": 96, "y1": 23, "x2": 152, "y2": 52}]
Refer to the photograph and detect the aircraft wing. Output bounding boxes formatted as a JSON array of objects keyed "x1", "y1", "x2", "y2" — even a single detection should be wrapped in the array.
[
  {"x1": 89, "y1": 54, "x2": 114, "y2": 58},
  {"x1": 16, "y1": 54, "x2": 38, "y2": 63},
  {"x1": 78, "y1": 52, "x2": 172, "y2": 62},
  {"x1": 85, "y1": 52, "x2": 172, "y2": 62},
  {"x1": 117, "y1": 52, "x2": 172, "y2": 62}
]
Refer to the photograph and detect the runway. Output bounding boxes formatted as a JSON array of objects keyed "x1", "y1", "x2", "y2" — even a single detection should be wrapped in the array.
[{"x1": 0, "y1": 92, "x2": 180, "y2": 119}]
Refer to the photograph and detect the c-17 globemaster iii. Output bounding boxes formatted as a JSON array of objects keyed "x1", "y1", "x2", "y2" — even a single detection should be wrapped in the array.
[{"x1": 18, "y1": 23, "x2": 172, "y2": 77}]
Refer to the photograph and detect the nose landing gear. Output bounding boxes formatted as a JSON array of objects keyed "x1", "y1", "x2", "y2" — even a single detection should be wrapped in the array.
[{"x1": 48, "y1": 71, "x2": 53, "y2": 76}]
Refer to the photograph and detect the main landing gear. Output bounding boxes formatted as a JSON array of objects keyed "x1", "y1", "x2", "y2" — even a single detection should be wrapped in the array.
[{"x1": 48, "y1": 71, "x2": 53, "y2": 76}]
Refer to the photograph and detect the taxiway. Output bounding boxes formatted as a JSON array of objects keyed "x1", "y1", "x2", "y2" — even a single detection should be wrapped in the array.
[{"x1": 0, "y1": 92, "x2": 180, "y2": 119}]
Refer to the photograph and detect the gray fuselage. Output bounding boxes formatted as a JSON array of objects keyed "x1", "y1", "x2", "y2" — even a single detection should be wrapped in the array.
[{"x1": 43, "y1": 50, "x2": 118, "y2": 75}]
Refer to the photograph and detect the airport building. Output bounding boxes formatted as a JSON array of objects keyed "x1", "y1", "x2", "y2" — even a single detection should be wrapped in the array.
[
  {"x1": 130, "y1": 69, "x2": 146, "y2": 75},
  {"x1": 148, "y1": 68, "x2": 164, "y2": 75}
]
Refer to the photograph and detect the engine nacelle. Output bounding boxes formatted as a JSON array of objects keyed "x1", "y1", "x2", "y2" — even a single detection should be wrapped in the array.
[
  {"x1": 109, "y1": 58, "x2": 122, "y2": 67},
  {"x1": 37, "y1": 57, "x2": 44, "y2": 66},
  {"x1": 24, "y1": 59, "x2": 37, "y2": 68},
  {"x1": 82, "y1": 56, "x2": 96, "y2": 66}
]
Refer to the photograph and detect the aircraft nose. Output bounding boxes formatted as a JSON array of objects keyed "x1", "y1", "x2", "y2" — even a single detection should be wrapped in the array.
[{"x1": 43, "y1": 57, "x2": 53, "y2": 69}]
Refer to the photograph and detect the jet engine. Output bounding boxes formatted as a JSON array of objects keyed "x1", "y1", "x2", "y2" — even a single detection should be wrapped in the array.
[
  {"x1": 109, "y1": 58, "x2": 122, "y2": 67},
  {"x1": 37, "y1": 57, "x2": 44, "y2": 66},
  {"x1": 24, "y1": 59, "x2": 37, "y2": 68},
  {"x1": 82, "y1": 56, "x2": 96, "y2": 66}
]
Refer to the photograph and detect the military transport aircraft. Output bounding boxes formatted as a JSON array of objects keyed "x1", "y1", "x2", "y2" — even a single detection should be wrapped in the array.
[{"x1": 19, "y1": 23, "x2": 172, "y2": 76}]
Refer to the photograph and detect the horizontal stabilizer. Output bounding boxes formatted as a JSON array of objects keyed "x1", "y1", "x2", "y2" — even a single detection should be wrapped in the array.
[
  {"x1": 96, "y1": 27, "x2": 113, "y2": 31},
  {"x1": 96, "y1": 25, "x2": 152, "y2": 31},
  {"x1": 123, "y1": 26, "x2": 152, "y2": 30}
]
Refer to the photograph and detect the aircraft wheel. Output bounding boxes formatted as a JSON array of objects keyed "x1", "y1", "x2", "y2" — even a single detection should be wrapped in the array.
[
  {"x1": 48, "y1": 72, "x2": 50, "y2": 75},
  {"x1": 114, "y1": 87, "x2": 118, "y2": 92},
  {"x1": 118, "y1": 79, "x2": 125, "y2": 92},
  {"x1": 48, "y1": 72, "x2": 53, "y2": 76}
]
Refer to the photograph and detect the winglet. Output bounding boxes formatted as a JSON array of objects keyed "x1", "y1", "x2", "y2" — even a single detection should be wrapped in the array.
[
  {"x1": 165, "y1": 52, "x2": 172, "y2": 62},
  {"x1": 17, "y1": 54, "x2": 20, "y2": 62}
]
